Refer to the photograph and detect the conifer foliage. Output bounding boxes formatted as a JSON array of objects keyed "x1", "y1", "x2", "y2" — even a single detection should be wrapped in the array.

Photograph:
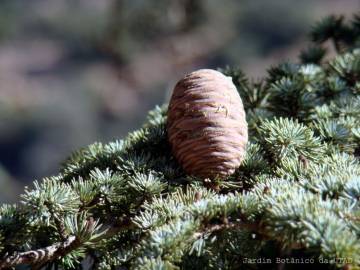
[{"x1": 1, "y1": 13, "x2": 360, "y2": 270}]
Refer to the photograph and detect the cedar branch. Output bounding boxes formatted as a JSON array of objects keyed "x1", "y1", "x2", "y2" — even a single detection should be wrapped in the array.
[{"x1": 0, "y1": 236, "x2": 80, "y2": 269}]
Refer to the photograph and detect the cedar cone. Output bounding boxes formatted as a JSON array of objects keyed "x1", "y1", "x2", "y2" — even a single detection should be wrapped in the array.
[{"x1": 167, "y1": 69, "x2": 248, "y2": 179}]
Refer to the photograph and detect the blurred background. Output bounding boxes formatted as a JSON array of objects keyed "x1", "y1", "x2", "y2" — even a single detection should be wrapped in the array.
[{"x1": 0, "y1": 0, "x2": 359, "y2": 203}]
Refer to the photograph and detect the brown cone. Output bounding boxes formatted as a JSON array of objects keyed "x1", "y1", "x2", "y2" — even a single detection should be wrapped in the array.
[{"x1": 167, "y1": 69, "x2": 248, "y2": 179}]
